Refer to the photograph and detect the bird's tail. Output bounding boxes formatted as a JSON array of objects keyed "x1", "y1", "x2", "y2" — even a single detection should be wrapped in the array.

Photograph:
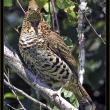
[{"x1": 64, "y1": 79, "x2": 96, "y2": 110}]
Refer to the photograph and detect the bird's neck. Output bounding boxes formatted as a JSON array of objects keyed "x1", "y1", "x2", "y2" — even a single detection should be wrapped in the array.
[
  {"x1": 37, "y1": 21, "x2": 51, "y2": 36},
  {"x1": 20, "y1": 15, "x2": 37, "y2": 42},
  {"x1": 20, "y1": 12, "x2": 51, "y2": 39}
]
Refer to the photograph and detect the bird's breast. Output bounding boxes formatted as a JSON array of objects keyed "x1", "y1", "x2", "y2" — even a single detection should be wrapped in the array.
[
  {"x1": 19, "y1": 32, "x2": 45, "y2": 49},
  {"x1": 19, "y1": 38, "x2": 73, "y2": 89}
]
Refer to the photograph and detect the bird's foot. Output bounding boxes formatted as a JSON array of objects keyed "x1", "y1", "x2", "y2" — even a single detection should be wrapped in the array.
[
  {"x1": 51, "y1": 88, "x2": 62, "y2": 104},
  {"x1": 52, "y1": 90, "x2": 61, "y2": 99}
]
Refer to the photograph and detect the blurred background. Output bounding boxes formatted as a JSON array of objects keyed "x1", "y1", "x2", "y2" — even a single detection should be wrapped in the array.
[{"x1": 4, "y1": 0, "x2": 106, "y2": 110}]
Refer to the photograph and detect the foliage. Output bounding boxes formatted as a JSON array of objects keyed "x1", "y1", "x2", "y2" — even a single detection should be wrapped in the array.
[
  {"x1": 61, "y1": 89, "x2": 79, "y2": 108},
  {"x1": 4, "y1": 0, "x2": 12, "y2": 7},
  {"x1": 4, "y1": 92, "x2": 24, "y2": 99},
  {"x1": 4, "y1": 0, "x2": 106, "y2": 110}
]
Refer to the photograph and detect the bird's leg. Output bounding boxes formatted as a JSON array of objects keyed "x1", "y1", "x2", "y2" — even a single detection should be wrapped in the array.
[
  {"x1": 57, "y1": 87, "x2": 63, "y2": 97},
  {"x1": 52, "y1": 87, "x2": 62, "y2": 98},
  {"x1": 51, "y1": 87, "x2": 63, "y2": 106}
]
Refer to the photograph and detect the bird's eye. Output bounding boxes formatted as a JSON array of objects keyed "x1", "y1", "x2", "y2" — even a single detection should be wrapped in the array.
[{"x1": 28, "y1": 8, "x2": 31, "y2": 11}]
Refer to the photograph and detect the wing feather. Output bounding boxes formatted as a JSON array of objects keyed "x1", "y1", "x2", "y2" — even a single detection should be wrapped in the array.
[{"x1": 46, "y1": 31, "x2": 78, "y2": 78}]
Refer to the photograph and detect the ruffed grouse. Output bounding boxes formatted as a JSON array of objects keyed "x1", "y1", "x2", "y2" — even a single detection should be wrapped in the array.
[{"x1": 19, "y1": 0, "x2": 95, "y2": 109}]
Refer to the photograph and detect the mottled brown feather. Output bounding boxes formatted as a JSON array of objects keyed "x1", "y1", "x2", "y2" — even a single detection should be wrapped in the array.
[
  {"x1": 45, "y1": 31, "x2": 78, "y2": 78},
  {"x1": 19, "y1": 0, "x2": 96, "y2": 109}
]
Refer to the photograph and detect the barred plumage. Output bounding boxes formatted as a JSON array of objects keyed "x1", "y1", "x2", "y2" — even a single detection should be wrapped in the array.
[{"x1": 19, "y1": 0, "x2": 96, "y2": 109}]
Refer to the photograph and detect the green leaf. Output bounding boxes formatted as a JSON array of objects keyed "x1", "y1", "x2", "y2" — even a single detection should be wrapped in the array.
[
  {"x1": 36, "y1": 0, "x2": 48, "y2": 8},
  {"x1": 43, "y1": 14, "x2": 51, "y2": 27},
  {"x1": 53, "y1": 106, "x2": 59, "y2": 110},
  {"x1": 4, "y1": 92, "x2": 16, "y2": 99},
  {"x1": 56, "y1": 0, "x2": 75, "y2": 9},
  {"x1": 4, "y1": 0, "x2": 12, "y2": 7},
  {"x1": 63, "y1": 36, "x2": 73, "y2": 46},
  {"x1": 4, "y1": 92, "x2": 24, "y2": 99},
  {"x1": 44, "y1": 3, "x2": 50, "y2": 12},
  {"x1": 61, "y1": 89, "x2": 79, "y2": 108}
]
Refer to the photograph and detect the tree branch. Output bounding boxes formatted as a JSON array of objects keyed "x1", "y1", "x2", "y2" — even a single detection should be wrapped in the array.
[
  {"x1": 4, "y1": 78, "x2": 52, "y2": 110},
  {"x1": 4, "y1": 102, "x2": 23, "y2": 110},
  {"x1": 51, "y1": 0, "x2": 60, "y2": 33},
  {"x1": 4, "y1": 44, "x2": 78, "y2": 110},
  {"x1": 82, "y1": 11, "x2": 106, "y2": 45},
  {"x1": 4, "y1": 72, "x2": 26, "y2": 110},
  {"x1": 77, "y1": 1, "x2": 87, "y2": 85},
  {"x1": 16, "y1": 0, "x2": 26, "y2": 14}
]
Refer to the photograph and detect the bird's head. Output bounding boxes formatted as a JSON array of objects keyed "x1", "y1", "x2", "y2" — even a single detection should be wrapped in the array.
[
  {"x1": 27, "y1": 8, "x2": 41, "y2": 27},
  {"x1": 27, "y1": 0, "x2": 41, "y2": 27}
]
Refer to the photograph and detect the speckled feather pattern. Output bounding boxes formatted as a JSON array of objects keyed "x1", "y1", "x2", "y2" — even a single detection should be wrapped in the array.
[
  {"x1": 19, "y1": 27, "x2": 74, "y2": 89},
  {"x1": 19, "y1": 2, "x2": 94, "y2": 106}
]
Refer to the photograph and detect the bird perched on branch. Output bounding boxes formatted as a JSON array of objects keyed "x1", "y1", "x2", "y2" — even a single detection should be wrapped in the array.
[{"x1": 19, "y1": 0, "x2": 96, "y2": 109}]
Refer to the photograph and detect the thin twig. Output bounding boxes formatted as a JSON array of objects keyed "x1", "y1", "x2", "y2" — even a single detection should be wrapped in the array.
[
  {"x1": 4, "y1": 79, "x2": 52, "y2": 110},
  {"x1": 82, "y1": 11, "x2": 106, "y2": 45},
  {"x1": 4, "y1": 73, "x2": 27, "y2": 110},
  {"x1": 5, "y1": 22, "x2": 20, "y2": 35},
  {"x1": 4, "y1": 44, "x2": 78, "y2": 110},
  {"x1": 48, "y1": 1, "x2": 53, "y2": 29},
  {"x1": 49, "y1": 0, "x2": 55, "y2": 32},
  {"x1": 16, "y1": 0, "x2": 26, "y2": 14},
  {"x1": 69, "y1": 0, "x2": 106, "y2": 45},
  {"x1": 51, "y1": 0, "x2": 60, "y2": 33},
  {"x1": 4, "y1": 102, "x2": 23, "y2": 110}
]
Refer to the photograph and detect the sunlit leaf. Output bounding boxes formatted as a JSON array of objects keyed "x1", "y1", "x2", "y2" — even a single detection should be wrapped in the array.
[
  {"x1": 53, "y1": 106, "x2": 59, "y2": 110},
  {"x1": 4, "y1": 92, "x2": 24, "y2": 99},
  {"x1": 4, "y1": 0, "x2": 12, "y2": 7},
  {"x1": 36, "y1": 0, "x2": 48, "y2": 8},
  {"x1": 56, "y1": 0, "x2": 75, "y2": 9},
  {"x1": 61, "y1": 89, "x2": 79, "y2": 108},
  {"x1": 4, "y1": 93, "x2": 16, "y2": 99}
]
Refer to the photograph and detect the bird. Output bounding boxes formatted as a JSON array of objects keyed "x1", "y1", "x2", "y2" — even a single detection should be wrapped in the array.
[{"x1": 19, "y1": 0, "x2": 96, "y2": 109}]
